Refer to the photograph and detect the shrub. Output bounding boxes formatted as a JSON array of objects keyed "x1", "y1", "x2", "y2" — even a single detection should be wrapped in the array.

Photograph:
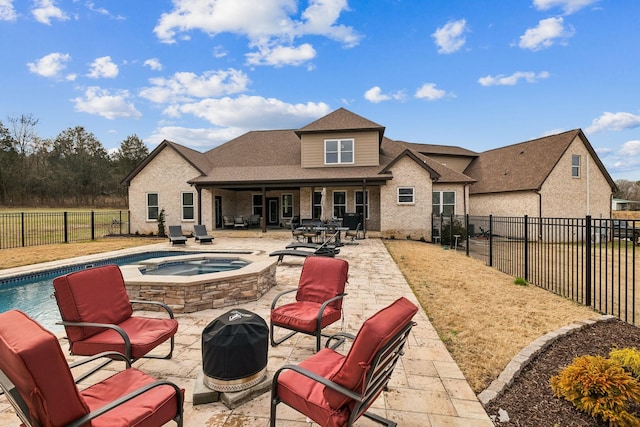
[
  {"x1": 610, "y1": 347, "x2": 640, "y2": 379},
  {"x1": 514, "y1": 277, "x2": 528, "y2": 286},
  {"x1": 550, "y1": 354, "x2": 640, "y2": 426},
  {"x1": 157, "y1": 208, "x2": 166, "y2": 237},
  {"x1": 440, "y1": 220, "x2": 466, "y2": 246}
]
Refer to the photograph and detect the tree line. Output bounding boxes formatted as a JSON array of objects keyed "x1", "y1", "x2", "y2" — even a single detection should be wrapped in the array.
[{"x1": 0, "y1": 114, "x2": 149, "y2": 207}]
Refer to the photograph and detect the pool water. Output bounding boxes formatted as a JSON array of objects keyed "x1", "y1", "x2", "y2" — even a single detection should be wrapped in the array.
[
  {"x1": 0, "y1": 250, "x2": 219, "y2": 332},
  {"x1": 141, "y1": 258, "x2": 249, "y2": 276}
]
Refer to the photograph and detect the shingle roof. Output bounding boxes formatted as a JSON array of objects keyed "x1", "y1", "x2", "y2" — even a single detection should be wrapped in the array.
[
  {"x1": 464, "y1": 129, "x2": 616, "y2": 194},
  {"x1": 297, "y1": 107, "x2": 384, "y2": 133},
  {"x1": 396, "y1": 141, "x2": 479, "y2": 157}
]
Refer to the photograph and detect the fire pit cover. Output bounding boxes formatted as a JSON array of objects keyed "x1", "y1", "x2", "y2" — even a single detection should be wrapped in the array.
[{"x1": 202, "y1": 308, "x2": 268, "y2": 392}]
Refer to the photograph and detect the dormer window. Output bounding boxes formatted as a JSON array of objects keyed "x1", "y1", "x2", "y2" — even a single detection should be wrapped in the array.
[{"x1": 325, "y1": 139, "x2": 354, "y2": 164}]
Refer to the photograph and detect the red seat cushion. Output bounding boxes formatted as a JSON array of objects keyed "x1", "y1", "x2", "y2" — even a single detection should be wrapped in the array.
[
  {"x1": 270, "y1": 301, "x2": 341, "y2": 333},
  {"x1": 0, "y1": 310, "x2": 91, "y2": 426},
  {"x1": 324, "y1": 297, "x2": 418, "y2": 410},
  {"x1": 81, "y1": 368, "x2": 181, "y2": 427},
  {"x1": 53, "y1": 264, "x2": 134, "y2": 342},
  {"x1": 277, "y1": 348, "x2": 350, "y2": 427},
  {"x1": 296, "y1": 257, "x2": 349, "y2": 311},
  {"x1": 70, "y1": 316, "x2": 179, "y2": 360}
]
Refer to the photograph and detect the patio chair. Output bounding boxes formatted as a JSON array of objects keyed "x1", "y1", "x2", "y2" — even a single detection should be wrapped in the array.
[
  {"x1": 53, "y1": 264, "x2": 179, "y2": 362},
  {"x1": 291, "y1": 222, "x2": 304, "y2": 241},
  {"x1": 270, "y1": 256, "x2": 349, "y2": 352},
  {"x1": 193, "y1": 224, "x2": 214, "y2": 244},
  {"x1": 234, "y1": 216, "x2": 248, "y2": 229},
  {"x1": 223, "y1": 215, "x2": 234, "y2": 228},
  {"x1": 270, "y1": 296, "x2": 418, "y2": 427},
  {"x1": 168, "y1": 225, "x2": 187, "y2": 245},
  {"x1": 0, "y1": 310, "x2": 184, "y2": 427},
  {"x1": 248, "y1": 214, "x2": 261, "y2": 228},
  {"x1": 269, "y1": 240, "x2": 340, "y2": 263},
  {"x1": 345, "y1": 223, "x2": 362, "y2": 244}
]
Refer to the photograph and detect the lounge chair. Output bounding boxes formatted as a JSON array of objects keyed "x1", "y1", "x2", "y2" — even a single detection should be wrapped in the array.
[
  {"x1": 53, "y1": 264, "x2": 179, "y2": 362},
  {"x1": 223, "y1": 215, "x2": 234, "y2": 228},
  {"x1": 168, "y1": 225, "x2": 187, "y2": 244},
  {"x1": 270, "y1": 297, "x2": 418, "y2": 427},
  {"x1": 269, "y1": 235, "x2": 340, "y2": 263},
  {"x1": 345, "y1": 223, "x2": 362, "y2": 244},
  {"x1": 270, "y1": 256, "x2": 349, "y2": 352},
  {"x1": 234, "y1": 216, "x2": 248, "y2": 229},
  {"x1": 193, "y1": 224, "x2": 214, "y2": 243},
  {"x1": 248, "y1": 214, "x2": 261, "y2": 228},
  {"x1": 0, "y1": 310, "x2": 184, "y2": 427}
]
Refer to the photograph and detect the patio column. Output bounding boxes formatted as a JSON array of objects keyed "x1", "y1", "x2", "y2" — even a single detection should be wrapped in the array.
[{"x1": 261, "y1": 187, "x2": 267, "y2": 233}]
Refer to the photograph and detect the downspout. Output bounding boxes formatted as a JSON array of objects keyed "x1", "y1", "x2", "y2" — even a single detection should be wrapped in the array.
[
  {"x1": 196, "y1": 185, "x2": 202, "y2": 225},
  {"x1": 586, "y1": 155, "x2": 590, "y2": 215},
  {"x1": 537, "y1": 190, "x2": 542, "y2": 240}
]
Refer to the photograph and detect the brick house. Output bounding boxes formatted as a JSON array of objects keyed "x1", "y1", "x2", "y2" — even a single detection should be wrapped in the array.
[{"x1": 122, "y1": 108, "x2": 616, "y2": 239}]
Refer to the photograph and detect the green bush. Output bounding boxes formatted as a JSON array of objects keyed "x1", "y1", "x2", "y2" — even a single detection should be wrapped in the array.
[
  {"x1": 440, "y1": 220, "x2": 466, "y2": 246},
  {"x1": 550, "y1": 354, "x2": 640, "y2": 426},
  {"x1": 514, "y1": 277, "x2": 528, "y2": 286}
]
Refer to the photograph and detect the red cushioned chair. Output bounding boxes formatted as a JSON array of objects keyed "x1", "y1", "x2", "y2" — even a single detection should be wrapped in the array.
[
  {"x1": 270, "y1": 296, "x2": 418, "y2": 427},
  {"x1": 270, "y1": 256, "x2": 349, "y2": 352},
  {"x1": 53, "y1": 264, "x2": 178, "y2": 362},
  {"x1": 0, "y1": 310, "x2": 183, "y2": 427}
]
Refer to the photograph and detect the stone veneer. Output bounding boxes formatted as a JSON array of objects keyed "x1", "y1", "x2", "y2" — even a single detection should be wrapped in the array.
[{"x1": 121, "y1": 254, "x2": 277, "y2": 314}]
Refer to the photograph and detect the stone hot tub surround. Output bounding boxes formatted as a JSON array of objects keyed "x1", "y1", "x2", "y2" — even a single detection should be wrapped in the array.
[{"x1": 120, "y1": 253, "x2": 277, "y2": 314}]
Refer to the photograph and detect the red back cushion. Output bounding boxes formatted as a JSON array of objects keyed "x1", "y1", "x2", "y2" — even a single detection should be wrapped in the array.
[
  {"x1": 324, "y1": 297, "x2": 418, "y2": 409},
  {"x1": 0, "y1": 310, "x2": 90, "y2": 426},
  {"x1": 53, "y1": 264, "x2": 133, "y2": 342},
  {"x1": 296, "y1": 256, "x2": 349, "y2": 310}
]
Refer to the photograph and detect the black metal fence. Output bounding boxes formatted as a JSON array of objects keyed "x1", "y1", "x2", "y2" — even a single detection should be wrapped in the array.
[
  {"x1": 0, "y1": 210, "x2": 130, "y2": 249},
  {"x1": 433, "y1": 214, "x2": 639, "y2": 325}
]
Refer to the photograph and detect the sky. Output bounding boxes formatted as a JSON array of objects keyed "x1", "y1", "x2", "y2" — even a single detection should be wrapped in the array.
[{"x1": 1, "y1": 0, "x2": 640, "y2": 181}]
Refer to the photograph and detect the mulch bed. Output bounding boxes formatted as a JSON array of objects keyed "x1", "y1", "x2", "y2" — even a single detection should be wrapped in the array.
[{"x1": 483, "y1": 318, "x2": 640, "y2": 426}]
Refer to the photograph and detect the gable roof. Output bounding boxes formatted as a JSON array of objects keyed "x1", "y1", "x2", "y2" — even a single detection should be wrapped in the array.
[
  {"x1": 396, "y1": 141, "x2": 479, "y2": 158},
  {"x1": 296, "y1": 107, "x2": 386, "y2": 144},
  {"x1": 121, "y1": 140, "x2": 211, "y2": 185},
  {"x1": 464, "y1": 129, "x2": 617, "y2": 194}
]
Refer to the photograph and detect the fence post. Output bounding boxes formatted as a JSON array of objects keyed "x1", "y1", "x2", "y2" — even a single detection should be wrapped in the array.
[
  {"x1": 21, "y1": 212, "x2": 25, "y2": 247},
  {"x1": 489, "y1": 215, "x2": 493, "y2": 267},
  {"x1": 524, "y1": 215, "x2": 529, "y2": 282},
  {"x1": 64, "y1": 211, "x2": 68, "y2": 243},
  {"x1": 585, "y1": 215, "x2": 592, "y2": 307},
  {"x1": 91, "y1": 211, "x2": 95, "y2": 240},
  {"x1": 465, "y1": 214, "x2": 470, "y2": 256}
]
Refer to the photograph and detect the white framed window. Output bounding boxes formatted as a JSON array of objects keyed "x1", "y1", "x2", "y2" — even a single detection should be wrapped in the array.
[
  {"x1": 333, "y1": 191, "x2": 347, "y2": 218},
  {"x1": 433, "y1": 191, "x2": 456, "y2": 215},
  {"x1": 571, "y1": 154, "x2": 581, "y2": 178},
  {"x1": 281, "y1": 193, "x2": 293, "y2": 218},
  {"x1": 397, "y1": 187, "x2": 414, "y2": 204},
  {"x1": 325, "y1": 139, "x2": 354, "y2": 164},
  {"x1": 355, "y1": 190, "x2": 369, "y2": 219},
  {"x1": 252, "y1": 194, "x2": 263, "y2": 216},
  {"x1": 181, "y1": 192, "x2": 194, "y2": 221},
  {"x1": 146, "y1": 192, "x2": 159, "y2": 221}
]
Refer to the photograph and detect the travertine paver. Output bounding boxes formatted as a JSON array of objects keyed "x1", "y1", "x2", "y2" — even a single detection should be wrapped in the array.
[{"x1": 0, "y1": 235, "x2": 493, "y2": 426}]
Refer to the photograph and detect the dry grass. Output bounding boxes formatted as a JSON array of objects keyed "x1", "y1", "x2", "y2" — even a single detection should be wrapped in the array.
[
  {"x1": 0, "y1": 237, "x2": 160, "y2": 269},
  {"x1": 0, "y1": 236, "x2": 602, "y2": 394},
  {"x1": 384, "y1": 240, "x2": 599, "y2": 393}
]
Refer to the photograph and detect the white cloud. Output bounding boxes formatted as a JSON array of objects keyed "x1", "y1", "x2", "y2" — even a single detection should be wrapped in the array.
[
  {"x1": 432, "y1": 19, "x2": 467, "y2": 54},
  {"x1": 619, "y1": 140, "x2": 640, "y2": 157},
  {"x1": 153, "y1": 0, "x2": 360, "y2": 67},
  {"x1": 146, "y1": 126, "x2": 244, "y2": 148},
  {"x1": 364, "y1": 86, "x2": 405, "y2": 103},
  {"x1": 144, "y1": 58, "x2": 163, "y2": 71},
  {"x1": 27, "y1": 52, "x2": 71, "y2": 78},
  {"x1": 586, "y1": 112, "x2": 640, "y2": 133},
  {"x1": 478, "y1": 71, "x2": 550, "y2": 86},
  {"x1": 246, "y1": 43, "x2": 316, "y2": 67},
  {"x1": 164, "y1": 94, "x2": 331, "y2": 130},
  {"x1": 139, "y1": 69, "x2": 250, "y2": 104},
  {"x1": 72, "y1": 86, "x2": 141, "y2": 119},
  {"x1": 87, "y1": 56, "x2": 119, "y2": 79},
  {"x1": 533, "y1": 0, "x2": 599, "y2": 14},
  {"x1": 519, "y1": 17, "x2": 573, "y2": 51},
  {"x1": 0, "y1": 0, "x2": 17, "y2": 21},
  {"x1": 415, "y1": 83, "x2": 448, "y2": 101},
  {"x1": 32, "y1": 0, "x2": 69, "y2": 25}
]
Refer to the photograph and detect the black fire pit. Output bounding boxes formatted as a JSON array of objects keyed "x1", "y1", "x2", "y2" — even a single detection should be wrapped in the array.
[{"x1": 202, "y1": 308, "x2": 268, "y2": 392}]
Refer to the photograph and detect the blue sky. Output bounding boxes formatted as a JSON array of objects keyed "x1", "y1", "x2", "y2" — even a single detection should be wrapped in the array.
[{"x1": 1, "y1": 0, "x2": 640, "y2": 180}]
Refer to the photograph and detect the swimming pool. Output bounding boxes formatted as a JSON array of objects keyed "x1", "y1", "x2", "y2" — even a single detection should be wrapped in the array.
[{"x1": 0, "y1": 250, "x2": 221, "y2": 332}]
